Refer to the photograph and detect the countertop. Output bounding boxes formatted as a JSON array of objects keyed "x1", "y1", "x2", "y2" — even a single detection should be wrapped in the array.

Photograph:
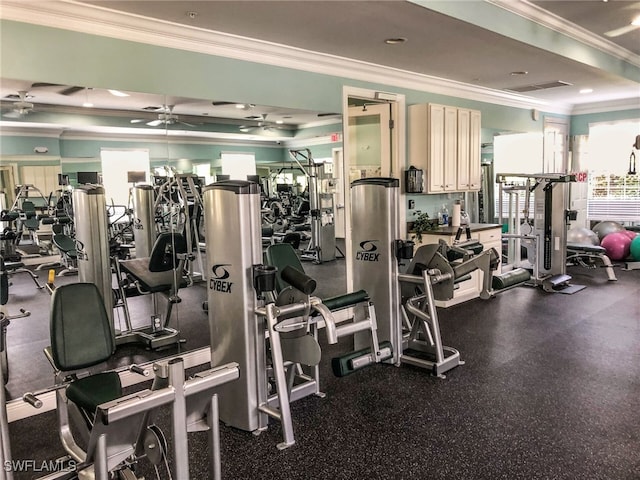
[{"x1": 409, "y1": 223, "x2": 502, "y2": 236}]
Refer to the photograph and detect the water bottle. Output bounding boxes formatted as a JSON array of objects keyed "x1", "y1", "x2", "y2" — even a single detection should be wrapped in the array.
[{"x1": 440, "y1": 204, "x2": 449, "y2": 226}]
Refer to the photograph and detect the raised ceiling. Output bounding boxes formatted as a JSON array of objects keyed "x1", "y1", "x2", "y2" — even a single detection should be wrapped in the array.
[{"x1": 79, "y1": 0, "x2": 640, "y2": 107}]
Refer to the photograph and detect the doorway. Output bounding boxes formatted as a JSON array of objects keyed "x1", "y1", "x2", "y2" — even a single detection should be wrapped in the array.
[{"x1": 341, "y1": 87, "x2": 405, "y2": 290}]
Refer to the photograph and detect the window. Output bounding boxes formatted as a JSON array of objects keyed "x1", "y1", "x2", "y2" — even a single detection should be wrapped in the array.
[
  {"x1": 220, "y1": 152, "x2": 256, "y2": 180},
  {"x1": 100, "y1": 148, "x2": 150, "y2": 206},
  {"x1": 585, "y1": 120, "x2": 640, "y2": 221}
]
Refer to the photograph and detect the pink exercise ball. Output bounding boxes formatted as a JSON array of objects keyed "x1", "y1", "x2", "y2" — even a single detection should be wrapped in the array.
[
  {"x1": 621, "y1": 230, "x2": 638, "y2": 241},
  {"x1": 600, "y1": 231, "x2": 632, "y2": 261}
]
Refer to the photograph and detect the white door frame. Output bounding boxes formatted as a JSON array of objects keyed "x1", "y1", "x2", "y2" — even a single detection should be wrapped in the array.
[{"x1": 342, "y1": 86, "x2": 405, "y2": 291}]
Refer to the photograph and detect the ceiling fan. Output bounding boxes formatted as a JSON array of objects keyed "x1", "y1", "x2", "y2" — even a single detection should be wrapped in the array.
[
  {"x1": 238, "y1": 113, "x2": 282, "y2": 133},
  {"x1": 2, "y1": 91, "x2": 34, "y2": 118},
  {"x1": 130, "y1": 105, "x2": 196, "y2": 127},
  {"x1": 604, "y1": 11, "x2": 640, "y2": 37}
]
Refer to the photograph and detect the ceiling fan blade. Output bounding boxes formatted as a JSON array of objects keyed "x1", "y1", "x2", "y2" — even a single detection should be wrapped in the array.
[
  {"x1": 3, "y1": 111, "x2": 21, "y2": 118},
  {"x1": 147, "y1": 119, "x2": 164, "y2": 127},
  {"x1": 211, "y1": 101, "x2": 236, "y2": 106},
  {"x1": 178, "y1": 120, "x2": 197, "y2": 128},
  {"x1": 604, "y1": 24, "x2": 639, "y2": 38},
  {"x1": 130, "y1": 119, "x2": 145, "y2": 124},
  {"x1": 59, "y1": 86, "x2": 85, "y2": 96}
]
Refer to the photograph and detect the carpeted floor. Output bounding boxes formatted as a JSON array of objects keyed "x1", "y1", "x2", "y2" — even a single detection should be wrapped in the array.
[{"x1": 4, "y1": 250, "x2": 640, "y2": 480}]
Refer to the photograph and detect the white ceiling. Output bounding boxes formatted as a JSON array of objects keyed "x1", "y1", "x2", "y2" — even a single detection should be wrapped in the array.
[
  {"x1": 1, "y1": 0, "x2": 639, "y2": 140},
  {"x1": 79, "y1": 0, "x2": 640, "y2": 105}
]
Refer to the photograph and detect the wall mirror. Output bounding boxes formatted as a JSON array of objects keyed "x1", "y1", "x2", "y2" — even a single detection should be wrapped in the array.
[{"x1": 0, "y1": 76, "x2": 343, "y2": 405}]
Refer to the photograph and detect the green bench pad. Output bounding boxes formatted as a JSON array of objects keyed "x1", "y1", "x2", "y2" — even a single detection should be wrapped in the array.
[{"x1": 323, "y1": 289, "x2": 369, "y2": 311}]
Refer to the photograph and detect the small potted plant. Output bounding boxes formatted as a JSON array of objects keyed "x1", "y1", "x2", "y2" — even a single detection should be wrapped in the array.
[{"x1": 410, "y1": 210, "x2": 437, "y2": 242}]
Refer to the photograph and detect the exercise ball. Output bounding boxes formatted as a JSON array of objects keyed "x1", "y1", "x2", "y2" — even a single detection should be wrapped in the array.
[
  {"x1": 567, "y1": 227, "x2": 599, "y2": 246},
  {"x1": 592, "y1": 221, "x2": 625, "y2": 241},
  {"x1": 630, "y1": 236, "x2": 640, "y2": 261},
  {"x1": 621, "y1": 229, "x2": 638, "y2": 241},
  {"x1": 600, "y1": 231, "x2": 632, "y2": 261}
]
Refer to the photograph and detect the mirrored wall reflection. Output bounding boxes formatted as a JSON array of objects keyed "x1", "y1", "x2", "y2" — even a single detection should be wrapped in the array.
[
  {"x1": 0, "y1": 77, "x2": 344, "y2": 400},
  {"x1": 0, "y1": 78, "x2": 341, "y2": 143}
]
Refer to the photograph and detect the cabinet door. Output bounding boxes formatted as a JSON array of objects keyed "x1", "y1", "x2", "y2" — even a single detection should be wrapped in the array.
[
  {"x1": 427, "y1": 104, "x2": 445, "y2": 193},
  {"x1": 443, "y1": 106, "x2": 458, "y2": 191},
  {"x1": 408, "y1": 104, "x2": 429, "y2": 192},
  {"x1": 469, "y1": 110, "x2": 481, "y2": 190},
  {"x1": 457, "y1": 108, "x2": 470, "y2": 190}
]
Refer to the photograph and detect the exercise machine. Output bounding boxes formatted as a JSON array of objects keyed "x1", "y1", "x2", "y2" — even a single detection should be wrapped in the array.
[
  {"x1": 342, "y1": 178, "x2": 512, "y2": 378},
  {"x1": 74, "y1": 185, "x2": 185, "y2": 349},
  {"x1": 289, "y1": 149, "x2": 337, "y2": 263},
  {"x1": 21, "y1": 282, "x2": 239, "y2": 480},
  {"x1": 496, "y1": 173, "x2": 585, "y2": 293},
  {"x1": 204, "y1": 180, "x2": 379, "y2": 449},
  {"x1": 154, "y1": 171, "x2": 205, "y2": 281}
]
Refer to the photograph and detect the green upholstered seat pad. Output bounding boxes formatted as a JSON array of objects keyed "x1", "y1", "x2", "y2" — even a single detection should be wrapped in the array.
[
  {"x1": 50, "y1": 283, "x2": 115, "y2": 371},
  {"x1": 66, "y1": 371, "x2": 122, "y2": 414},
  {"x1": 53, "y1": 234, "x2": 76, "y2": 256},
  {"x1": 120, "y1": 258, "x2": 187, "y2": 292},
  {"x1": 323, "y1": 290, "x2": 369, "y2": 311}
]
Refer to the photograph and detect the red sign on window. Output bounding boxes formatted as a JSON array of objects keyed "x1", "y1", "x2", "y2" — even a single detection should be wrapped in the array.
[{"x1": 572, "y1": 171, "x2": 588, "y2": 182}]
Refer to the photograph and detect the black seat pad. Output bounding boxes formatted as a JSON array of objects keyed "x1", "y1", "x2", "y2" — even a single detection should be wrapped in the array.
[{"x1": 120, "y1": 258, "x2": 187, "y2": 292}]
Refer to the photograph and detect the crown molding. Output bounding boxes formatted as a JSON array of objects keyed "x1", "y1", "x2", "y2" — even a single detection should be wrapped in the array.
[
  {"x1": 0, "y1": 0, "x2": 575, "y2": 115},
  {"x1": 0, "y1": 125, "x2": 65, "y2": 137},
  {"x1": 488, "y1": 0, "x2": 640, "y2": 68},
  {"x1": 570, "y1": 98, "x2": 640, "y2": 116}
]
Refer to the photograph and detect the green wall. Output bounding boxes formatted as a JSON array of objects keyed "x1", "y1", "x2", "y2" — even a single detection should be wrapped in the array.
[{"x1": 1, "y1": 19, "x2": 638, "y2": 183}]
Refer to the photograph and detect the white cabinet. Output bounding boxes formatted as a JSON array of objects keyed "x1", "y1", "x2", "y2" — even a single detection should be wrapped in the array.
[
  {"x1": 457, "y1": 108, "x2": 470, "y2": 190},
  {"x1": 443, "y1": 106, "x2": 458, "y2": 192},
  {"x1": 469, "y1": 109, "x2": 481, "y2": 190},
  {"x1": 409, "y1": 103, "x2": 443, "y2": 193},
  {"x1": 409, "y1": 103, "x2": 481, "y2": 193}
]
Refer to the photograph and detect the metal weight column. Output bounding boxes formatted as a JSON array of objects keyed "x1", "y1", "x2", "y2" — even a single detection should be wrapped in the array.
[
  {"x1": 72, "y1": 185, "x2": 113, "y2": 324},
  {"x1": 349, "y1": 178, "x2": 402, "y2": 365},
  {"x1": 203, "y1": 181, "x2": 265, "y2": 432},
  {"x1": 132, "y1": 184, "x2": 156, "y2": 258}
]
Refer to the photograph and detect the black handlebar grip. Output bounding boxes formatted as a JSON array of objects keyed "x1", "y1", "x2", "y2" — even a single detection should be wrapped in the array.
[
  {"x1": 281, "y1": 265, "x2": 317, "y2": 295},
  {"x1": 130, "y1": 364, "x2": 149, "y2": 376}
]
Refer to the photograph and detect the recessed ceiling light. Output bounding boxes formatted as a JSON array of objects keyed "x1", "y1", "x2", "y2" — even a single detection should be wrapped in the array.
[
  {"x1": 275, "y1": 120, "x2": 284, "y2": 124},
  {"x1": 108, "y1": 89, "x2": 129, "y2": 97},
  {"x1": 187, "y1": 11, "x2": 198, "y2": 19},
  {"x1": 579, "y1": 88, "x2": 594, "y2": 94},
  {"x1": 384, "y1": 37, "x2": 407, "y2": 45},
  {"x1": 510, "y1": 71, "x2": 529, "y2": 76},
  {"x1": 632, "y1": 15, "x2": 640, "y2": 26},
  {"x1": 82, "y1": 102, "x2": 93, "y2": 108}
]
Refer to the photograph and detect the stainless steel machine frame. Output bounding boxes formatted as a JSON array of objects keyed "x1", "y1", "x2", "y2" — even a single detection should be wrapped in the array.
[
  {"x1": 204, "y1": 180, "x2": 308, "y2": 449},
  {"x1": 131, "y1": 184, "x2": 156, "y2": 258},
  {"x1": 350, "y1": 178, "x2": 403, "y2": 365},
  {"x1": 496, "y1": 173, "x2": 578, "y2": 291},
  {"x1": 348, "y1": 177, "x2": 463, "y2": 377},
  {"x1": 289, "y1": 149, "x2": 336, "y2": 264},
  {"x1": 72, "y1": 186, "x2": 113, "y2": 323}
]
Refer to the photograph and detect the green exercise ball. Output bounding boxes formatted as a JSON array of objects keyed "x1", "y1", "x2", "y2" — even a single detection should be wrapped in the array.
[{"x1": 631, "y1": 235, "x2": 640, "y2": 261}]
